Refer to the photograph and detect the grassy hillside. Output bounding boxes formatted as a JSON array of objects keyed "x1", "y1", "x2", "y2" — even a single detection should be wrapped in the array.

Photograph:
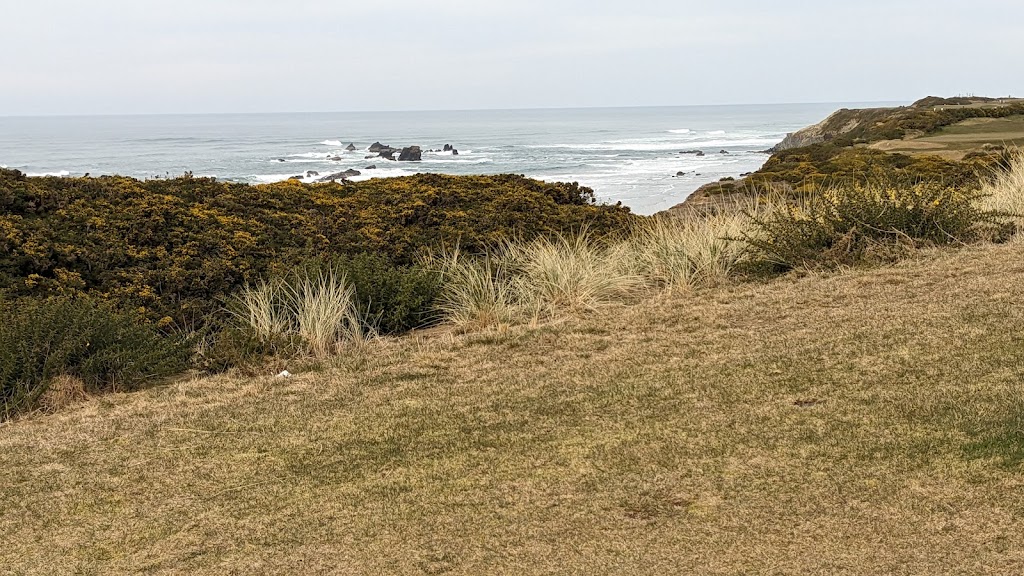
[
  {"x1": 672, "y1": 97, "x2": 1024, "y2": 214},
  {"x1": 3, "y1": 239, "x2": 1024, "y2": 574}
]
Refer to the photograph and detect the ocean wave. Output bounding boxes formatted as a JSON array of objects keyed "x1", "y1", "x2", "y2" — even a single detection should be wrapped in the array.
[
  {"x1": 420, "y1": 158, "x2": 492, "y2": 165},
  {"x1": 320, "y1": 140, "x2": 343, "y2": 147},
  {"x1": 526, "y1": 137, "x2": 780, "y2": 152},
  {"x1": 668, "y1": 129, "x2": 691, "y2": 134},
  {"x1": 348, "y1": 168, "x2": 412, "y2": 182},
  {"x1": 707, "y1": 130, "x2": 726, "y2": 135},
  {"x1": 26, "y1": 170, "x2": 71, "y2": 177}
]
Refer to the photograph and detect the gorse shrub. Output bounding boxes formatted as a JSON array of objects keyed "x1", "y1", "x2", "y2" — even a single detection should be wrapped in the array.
[
  {"x1": 329, "y1": 254, "x2": 442, "y2": 334},
  {"x1": 744, "y1": 183, "x2": 1012, "y2": 270},
  {"x1": 0, "y1": 297, "x2": 190, "y2": 420},
  {"x1": 0, "y1": 170, "x2": 634, "y2": 329}
]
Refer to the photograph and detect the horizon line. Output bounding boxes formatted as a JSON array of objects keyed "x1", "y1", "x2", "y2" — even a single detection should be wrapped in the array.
[{"x1": 0, "y1": 99, "x2": 911, "y2": 120}]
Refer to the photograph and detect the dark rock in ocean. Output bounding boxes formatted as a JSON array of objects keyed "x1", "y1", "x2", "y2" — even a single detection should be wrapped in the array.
[
  {"x1": 316, "y1": 169, "x2": 362, "y2": 183},
  {"x1": 451, "y1": 149, "x2": 459, "y2": 156},
  {"x1": 443, "y1": 144, "x2": 452, "y2": 152},
  {"x1": 720, "y1": 150, "x2": 729, "y2": 155},
  {"x1": 369, "y1": 142, "x2": 387, "y2": 153},
  {"x1": 695, "y1": 151, "x2": 705, "y2": 157},
  {"x1": 364, "y1": 164, "x2": 377, "y2": 170},
  {"x1": 277, "y1": 158, "x2": 286, "y2": 162},
  {"x1": 346, "y1": 143, "x2": 357, "y2": 151},
  {"x1": 398, "y1": 146, "x2": 422, "y2": 162},
  {"x1": 676, "y1": 171, "x2": 686, "y2": 177},
  {"x1": 365, "y1": 155, "x2": 377, "y2": 160},
  {"x1": 330, "y1": 156, "x2": 342, "y2": 161},
  {"x1": 379, "y1": 151, "x2": 396, "y2": 161},
  {"x1": 679, "y1": 150, "x2": 705, "y2": 156},
  {"x1": 288, "y1": 175, "x2": 303, "y2": 181},
  {"x1": 306, "y1": 170, "x2": 319, "y2": 177}
]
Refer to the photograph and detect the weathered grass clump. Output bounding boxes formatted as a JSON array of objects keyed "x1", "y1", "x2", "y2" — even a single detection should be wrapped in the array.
[
  {"x1": 981, "y1": 150, "x2": 1024, "y2": 230},
  {"x1": 228, "y1": 267, "x2": 367, "y2": 359},
  {"x1": 631, "y1": 199, "x2": 770, "y2": 290},
  {"x1": 0, "y1": 297, "x2": 190, "y2": 420},
  {"x1": 505, "y1": 233, "x2": 640, "y2": 314},
  {"x1": 432, "y1": 249, "x2": 523, "y2": 331}
]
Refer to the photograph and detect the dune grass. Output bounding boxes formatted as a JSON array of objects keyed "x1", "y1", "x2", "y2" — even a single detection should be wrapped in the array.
[
  {"x1": 4, "y1": 241, "x2": 1024, "y2": 574},
  {"x1": 982, "y1": 150, "x2": 1024, "y2": 228},
  {"x1": 630, "y1": 198, "x2": 770, "y2": 290},
  {"x1": 230, "y1": 267, "x2": 367, "y2": 358}
]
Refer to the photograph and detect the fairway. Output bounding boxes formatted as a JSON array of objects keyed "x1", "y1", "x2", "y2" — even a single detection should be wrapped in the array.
[{"x1": 872, "y1": 115, "x2": 1024, "y2": 159}]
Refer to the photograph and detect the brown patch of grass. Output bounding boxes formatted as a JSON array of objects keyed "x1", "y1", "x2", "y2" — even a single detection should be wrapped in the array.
[
  {"x1": 4, "y1": 243, "x2": 1024, "y2": 573},
  {"x1": 35, "y1": 376, "x2": 89, "y2": 415}
]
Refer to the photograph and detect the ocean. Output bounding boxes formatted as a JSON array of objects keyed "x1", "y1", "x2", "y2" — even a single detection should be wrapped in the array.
[{"x1": 0, "y1": 103, "x2": 895, "y2": 215}]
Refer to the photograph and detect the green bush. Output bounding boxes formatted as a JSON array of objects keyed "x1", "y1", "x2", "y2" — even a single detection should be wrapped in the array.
[
  {"x1": 0, "y1": 170, "x2": 634, "y2": 331},
  {"x1": 329, "y1": 254, "x2": 442, "y2": 334},
  {"x1": 0, "y1": 297, "x2": 191, "y2": 420},
  {"x1": 744, "y1": 183, "x2": 1013, "y2": 270}
]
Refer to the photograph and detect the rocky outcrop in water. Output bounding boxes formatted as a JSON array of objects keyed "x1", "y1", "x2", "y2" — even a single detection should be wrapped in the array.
[
  {"x1": 346, "y1": 143, "x2": 357, "y2": 151},
  {"x1": 399, "y1": 146, "x2": 422, "y2": 161},
  {"x1": 317, "y1": 169, "x2": 361, "y2": 182}
]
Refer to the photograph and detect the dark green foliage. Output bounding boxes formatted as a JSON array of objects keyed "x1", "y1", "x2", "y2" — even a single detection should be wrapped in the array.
[
  {"x1": 331, "y1": 254, "x2": 442, "y2": 334},
  {"x1": 195, "y1": 325, "x2": 300, "y2": 374},
  {"x1": 0, "y1": 297, "x2": 191, "y2": 420},
  {"x1": 0, "y1": 170, "x2": 634, "y2": 330},
  {"x1": 744, "y1": 183, "x2": 1013, "y2": 270}
]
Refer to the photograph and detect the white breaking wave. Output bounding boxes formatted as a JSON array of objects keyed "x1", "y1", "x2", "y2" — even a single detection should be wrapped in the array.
[
  {"x1": 668, "y1": 129, "x2": 691, "y2": 134},
  {"x1": 26, "y1": 170, "x2": 71, "y2": 177},
  {"x1": 527, "y1": 138, "x2": 780, "y2": 152},
  {"x1": 321, "y1": 140, "x2": 343, "y2": 146},
  {"x1": 707, "y1": 130, "x2": 726, "y2": 135}
]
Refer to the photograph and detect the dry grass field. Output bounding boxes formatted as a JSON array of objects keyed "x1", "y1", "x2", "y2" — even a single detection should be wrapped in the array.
[{"x1": 4, "y1": 238, "x2": 1024, "y2": 574}]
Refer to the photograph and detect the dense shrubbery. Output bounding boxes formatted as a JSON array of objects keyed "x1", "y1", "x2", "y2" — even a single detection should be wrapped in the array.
[
  {"x1": 0, "y1": 170, "x2": 634, "y2": 330},
  {"x1": 743, "y1": 183, "x2": 1014, "y2": 270},
  {"x1": 0, "y1": 296, "x2": 190, "y2": 420},
  {"x1": 327, "y1": 253, "x2": 442, "y2": 334}
]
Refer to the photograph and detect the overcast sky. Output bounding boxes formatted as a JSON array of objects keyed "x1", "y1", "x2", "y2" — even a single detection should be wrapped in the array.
[{"x1": 3, "y1": 0, "x2": 1022, "y2": 116}]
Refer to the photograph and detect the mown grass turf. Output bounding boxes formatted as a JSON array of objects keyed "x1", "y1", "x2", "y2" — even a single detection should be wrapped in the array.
[
  {"x1": 3, "y1": 241, "x2": 1024, "y2": 574},
  {"x1": 871, "y1": 115, "x2": 1024, "y2": 159}
]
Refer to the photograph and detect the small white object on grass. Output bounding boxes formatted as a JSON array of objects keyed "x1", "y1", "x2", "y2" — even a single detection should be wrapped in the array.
[{"x1": 276, "y1": 370, "x2": 292, "y2": 379}]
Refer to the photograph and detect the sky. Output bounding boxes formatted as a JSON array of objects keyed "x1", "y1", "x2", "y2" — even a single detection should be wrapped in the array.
[{"x1": 2, "y1": 0, "x2": 1022, "y2": 116}]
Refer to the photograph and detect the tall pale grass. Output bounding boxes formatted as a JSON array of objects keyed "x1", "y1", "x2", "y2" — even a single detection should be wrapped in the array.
[
  {"x1": 431, "y1": 249, "x2": 522, "y2": 330},
  {"x1": 231, "y1": 267, "x2": 367, "y2": 358},
  {"x1": 430, "y1": 199, "x2": 772, "y2": 328},
  {"x1": 981, "y1": 150, "x2": 1024, "y2": 230},
  {"x1": 286, "y1": 268, "x2": 365, "y2": 357},
  {"x1": 632, "y1": 198, "x2": 771, "y2": 290},
  {"x1": 505, "y1": 232, "x2": 640, "y2": 314},
  {"x1": 232, "y1": 280, "x2": 289, "y2": 340}
]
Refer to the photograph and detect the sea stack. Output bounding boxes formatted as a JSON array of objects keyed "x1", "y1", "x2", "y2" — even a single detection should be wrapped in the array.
[{"x1": 398, "y1": 146, "x2": 422, "y2": 161}]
